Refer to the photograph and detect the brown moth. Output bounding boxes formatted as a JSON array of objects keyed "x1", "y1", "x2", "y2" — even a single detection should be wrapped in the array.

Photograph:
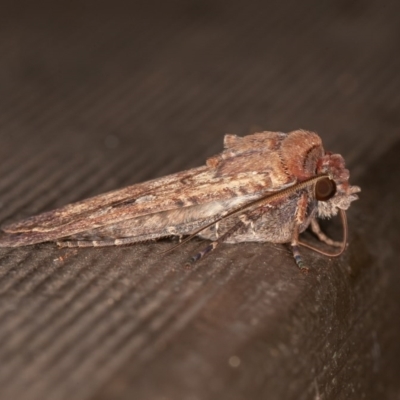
[{"x1": 0, "y1": 130, "x2": 360, "y2": 271}]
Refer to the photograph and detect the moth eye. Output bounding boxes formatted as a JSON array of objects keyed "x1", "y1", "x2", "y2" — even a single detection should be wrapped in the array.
[{"x1": 315, "y1": 178, "x2": 336, "y2": 201}]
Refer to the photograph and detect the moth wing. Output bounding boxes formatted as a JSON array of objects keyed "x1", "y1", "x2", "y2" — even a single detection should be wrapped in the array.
[{"x1": 0, "y1": 131, "x2": 298, "y2": 246}]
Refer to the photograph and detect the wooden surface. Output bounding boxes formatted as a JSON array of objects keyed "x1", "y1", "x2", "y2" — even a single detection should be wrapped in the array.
[{"x1": 0, "y1": 1, "x2": 399, "y2": 399}]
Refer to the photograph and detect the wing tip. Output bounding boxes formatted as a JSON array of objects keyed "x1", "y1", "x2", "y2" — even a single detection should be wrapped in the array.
[{"x1": 0, "y1": 230, "x2": 50, "y2": 247}]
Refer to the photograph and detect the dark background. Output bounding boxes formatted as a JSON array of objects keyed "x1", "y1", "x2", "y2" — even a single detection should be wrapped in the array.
[{"x1": 0, "y1": 1, "x2": 399, "y2": 399}]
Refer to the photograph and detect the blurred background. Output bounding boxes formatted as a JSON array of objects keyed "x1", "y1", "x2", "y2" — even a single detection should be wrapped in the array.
[{"x1": 0, "y1": 1, "x2": 399, "y2": 399}]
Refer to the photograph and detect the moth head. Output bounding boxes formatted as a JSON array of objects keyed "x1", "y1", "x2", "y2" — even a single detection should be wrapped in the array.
[{"x1": 315, "y1": 153, "x2": 361, "y2": 218}]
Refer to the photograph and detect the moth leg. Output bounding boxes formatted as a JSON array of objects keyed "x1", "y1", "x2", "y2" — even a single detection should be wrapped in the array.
[
  {"x1": 214, "y1": 222, "x2": 220, "y2": 239},
  {"x1": 291, "y1": 193, "x2": 309, "y2": 272},
  {"x1": 310, "y1": 218, "x2": 342, "y2": 247},
  {"x1": 291, "y1": 227, "x2": 308, "y2": 273},
  {"x1": 189, "y1": 216, "x2": 249, "y2": 265},
  {"x1": 57, "y1": 237, "x2": 143, "y2": 248}
]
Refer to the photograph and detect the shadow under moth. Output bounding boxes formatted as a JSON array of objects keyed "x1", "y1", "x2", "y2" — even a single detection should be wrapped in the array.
[{"x1": 0, "y1": 130, "x2": 360, "y2": 271}]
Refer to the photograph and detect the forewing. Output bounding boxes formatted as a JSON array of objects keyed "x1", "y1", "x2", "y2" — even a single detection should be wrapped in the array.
[{"x1": 0, "y1": 131, "x2": 296, "y2": 246}]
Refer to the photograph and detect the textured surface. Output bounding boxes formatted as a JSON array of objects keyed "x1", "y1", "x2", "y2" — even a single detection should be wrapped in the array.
[{"x1": 0, "y1": 1, "x2": 399, "y2": 399}]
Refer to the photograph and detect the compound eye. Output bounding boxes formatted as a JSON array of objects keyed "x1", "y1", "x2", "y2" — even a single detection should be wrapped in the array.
[{"x1": 315, "y1": 178, "x2": 336, "y2": 201}]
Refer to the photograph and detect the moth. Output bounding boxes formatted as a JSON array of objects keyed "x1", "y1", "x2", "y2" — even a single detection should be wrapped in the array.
[{"x1": 0, "y1": 130, "x2": 360, "y2": 271}]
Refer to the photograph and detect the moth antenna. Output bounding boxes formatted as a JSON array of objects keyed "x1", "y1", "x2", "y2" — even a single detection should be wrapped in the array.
[
  {"x1": 161, "y1": 174, "x2": 331, "y2": 256},
  {"x1": 298, "y1": 209, "x2": 348, "y2": 257},
  {"x1": 188, "y1": 219, "x2": 246, "y2": 265},
  {"x1": 160, "y1": 220, "x2": 218, "y2": 255}
]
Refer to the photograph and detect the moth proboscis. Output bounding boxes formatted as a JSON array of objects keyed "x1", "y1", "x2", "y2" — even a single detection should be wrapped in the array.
[{"x1": 0, "y1": 130, "x2": 360, "y2": 272}]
